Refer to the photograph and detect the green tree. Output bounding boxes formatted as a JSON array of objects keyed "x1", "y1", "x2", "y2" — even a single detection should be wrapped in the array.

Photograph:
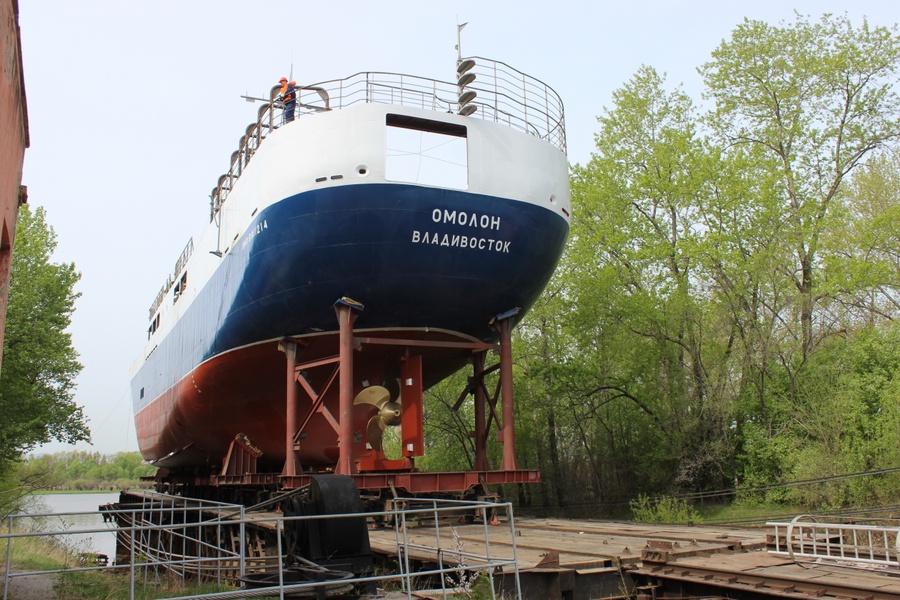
[
  {"x1": 568, "y1": 65, "x2": 733, "y2": 498},
  {"x1": 698, "y1": 13, "x2": 900, "y2": 497},
  {"x1": 827, "y1": 153, "x2": 900, "y2": 323},
  {"x1": 419, "y1": 369, "x2": 480, "y2": 472},
  {"x1": 16, "y1": 451, "x2": 156, "y2": 491},
  {"x1": 549, "y1": 12, "x2": 900, "y2": 509},
  {"x1": 700, "y1": 12, "x2": 900, "y2": 360},
  {"x1": 0, "y1": 205, "x2": 89, "y2": 466},
  {"x1": 411, "y1": 13, "x2": 900, "y2": 513}
]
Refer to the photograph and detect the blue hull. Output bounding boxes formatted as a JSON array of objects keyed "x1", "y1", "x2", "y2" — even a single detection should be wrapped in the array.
[{"x1": 133, "y1": 183, "x2": 568, "y2": 413}]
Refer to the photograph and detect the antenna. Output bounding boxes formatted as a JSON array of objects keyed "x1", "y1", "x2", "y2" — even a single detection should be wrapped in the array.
[
  {"x1": 456, "y1": 22, "x2": 467, "y2": 64},
  {"x1": 455, "y1": 21, "x2": 477, "y2": 117}
]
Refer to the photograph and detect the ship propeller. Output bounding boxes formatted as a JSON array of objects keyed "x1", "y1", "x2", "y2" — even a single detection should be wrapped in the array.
[{"x1": 353, "y1": 385, "x2": 402, "y2": 453}]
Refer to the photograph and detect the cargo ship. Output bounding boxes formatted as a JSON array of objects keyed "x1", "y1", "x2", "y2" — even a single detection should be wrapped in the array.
[{"x1": 130, "y1": 57, "x2": 570, "y2": 475}]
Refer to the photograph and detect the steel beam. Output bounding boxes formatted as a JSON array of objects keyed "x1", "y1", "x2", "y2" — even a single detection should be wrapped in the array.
[
  {"x1": 473, "y1": 351, "x2": 489, "y2": 471},
  {"x1": 279, "y1": 340, "x2": 301, "y2": 476},
  {"x1": 495, "y1": 315, "x2": 519, "y2": 471},
  {"x1": 334, "y1": 299, "x2": 363, "y2": 475}
]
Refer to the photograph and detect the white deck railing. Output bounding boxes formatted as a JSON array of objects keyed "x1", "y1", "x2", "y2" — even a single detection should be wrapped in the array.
[
  {"x1": 208, "y1": 56, "x2": 566, "y2": 220},
  {"x1": 768, "y1": 514, "x2": 900, "y2": 570}
]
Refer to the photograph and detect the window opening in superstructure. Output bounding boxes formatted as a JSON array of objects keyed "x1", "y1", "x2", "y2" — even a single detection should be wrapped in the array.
[
  {"x1": 173, "y1": 272, "x2": 187, "y2": 303},
  {"x1": 385, "y1": 114, "x2": 468, "y2": 190},
  {"x1": 147, "y1": 313, "x2": 160, "y2": 339}
]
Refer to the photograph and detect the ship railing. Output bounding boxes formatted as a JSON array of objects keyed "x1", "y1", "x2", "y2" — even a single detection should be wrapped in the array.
[
  {"x1": 768, "y1": 514, "x2": 900, "y2": 570},
  {"x1": 148, "y1": 237, "x2": 194, "y2": 320},
  {"x1": 210, "y1": 56, "x2": 565, "y2": 221}
]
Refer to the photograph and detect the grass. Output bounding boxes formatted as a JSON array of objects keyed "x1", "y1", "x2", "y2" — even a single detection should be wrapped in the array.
[
  {"x1": 607, "y1": 497, "x2": 811, "y2": 526},
  {"x1": 31, "y1": 489, "x2": 125, "y2": 496},
  {"x1": 55, "y1": 569, "x2": 234, "y2": 600},
  {"x1": 692, "y1": 501, "x2": 809, "y2": 525},
  {"x1": 0, "y1": 531, "x2": 72, "y2": 571},
  {"x1": 0, "y1": 528, "x2": 235, "y2": 599}
]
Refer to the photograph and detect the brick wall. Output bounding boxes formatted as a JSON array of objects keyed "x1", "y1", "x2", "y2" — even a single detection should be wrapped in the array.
[{"x1": 0, "y1": 0, "x2": 28, "y2": 372}]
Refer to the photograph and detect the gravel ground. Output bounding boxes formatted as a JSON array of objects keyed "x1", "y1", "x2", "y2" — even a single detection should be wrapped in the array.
[{"x1": 2, "y1": 569, "x2": 56, "y2": 600}]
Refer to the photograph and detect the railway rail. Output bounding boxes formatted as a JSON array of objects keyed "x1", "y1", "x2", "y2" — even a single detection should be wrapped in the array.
[{"x1": 367, "y1": 515, "x2": 900, "y2": 599}]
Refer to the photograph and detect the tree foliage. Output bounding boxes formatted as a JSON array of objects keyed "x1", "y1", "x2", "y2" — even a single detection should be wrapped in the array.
[
  {"x1": 0, "y1": 205, "x2": 89, "y2": 465},
  {"x1": 700, "y1": 12, "x2": 900, "y2": 359},
  {"x1": 422, "y1": 13, "x2": 900, "y2": 515},
  {"x1": 17, "y1": 451, "x2": 156, "y2": 491}
]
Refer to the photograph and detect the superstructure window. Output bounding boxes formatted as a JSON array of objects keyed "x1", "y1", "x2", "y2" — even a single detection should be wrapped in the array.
[
  {"x1": 173, "y1": 272, "x2": 187, "y2": 303},
  {"x1": 385, "y1": 114, "x2": 467, "y2": 190},
  {"x1": 147, "y1": 313, "x2": 160, "y2": 339}
]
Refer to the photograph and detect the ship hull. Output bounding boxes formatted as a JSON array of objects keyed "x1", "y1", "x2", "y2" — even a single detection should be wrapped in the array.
[
  {"x1": 136, "y1": 330, "x2": 488, "y2": 470},
  {"x1": 134, "y1": 186, "x2": 567, "y2": 468}
]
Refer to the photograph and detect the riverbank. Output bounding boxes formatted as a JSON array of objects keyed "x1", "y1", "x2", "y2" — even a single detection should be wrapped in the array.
[
  {"x1": 0, "y1": 528, "x2": 102, "y2": 600},
  {"x1": 31, "y1": 489, "x2": 129, "y2": 495},
  {"x1": 1, "y1": 529, "x2": 232, "y2": 599}
]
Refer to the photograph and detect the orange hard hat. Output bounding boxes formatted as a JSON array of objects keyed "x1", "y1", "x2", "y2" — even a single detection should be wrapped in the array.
[{"x1": 279, "y1": 77, "x2": 288, "y2": 83}]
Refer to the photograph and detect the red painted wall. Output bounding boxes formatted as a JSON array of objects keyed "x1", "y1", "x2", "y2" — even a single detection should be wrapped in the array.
[{"x1": 0, "y1": 0, "x2": 28, "y2": 373}]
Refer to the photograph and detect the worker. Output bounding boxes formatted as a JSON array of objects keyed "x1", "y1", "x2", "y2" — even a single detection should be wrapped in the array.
[{"x1": 277, "y1": 76, "x2": 297, "y2": 123}]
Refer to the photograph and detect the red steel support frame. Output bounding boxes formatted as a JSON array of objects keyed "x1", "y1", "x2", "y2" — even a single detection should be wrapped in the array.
[
  {"x1": 472, "y1": 351, "x2": 489, "y2": 472},
  {"x1": 496, "y1": 315, "x2": 519, "y2": 471},
  {"x1": 281, "y1": 340, "x2": 301, "y2": 476},
  {"x1": 335, "y1": 300, "x2": 361, "y2": 475},
  {"x1": 262, "y1": 302, "x2": 536, "y2": 490}
]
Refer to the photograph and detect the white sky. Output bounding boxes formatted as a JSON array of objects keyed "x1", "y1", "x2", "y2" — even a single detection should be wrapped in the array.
[{"x1": 18, "y1": 1, "x2": 898, "y2": 457}]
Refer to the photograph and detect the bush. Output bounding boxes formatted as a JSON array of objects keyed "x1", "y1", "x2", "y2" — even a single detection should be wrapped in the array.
[{"x1": 630, "y1": 494, "x2": 701, "y2": 524}]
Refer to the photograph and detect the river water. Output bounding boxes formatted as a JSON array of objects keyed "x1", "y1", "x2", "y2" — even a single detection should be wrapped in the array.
[{"x1": 21, "y1": 492, "x2": 120, "y2": 562}]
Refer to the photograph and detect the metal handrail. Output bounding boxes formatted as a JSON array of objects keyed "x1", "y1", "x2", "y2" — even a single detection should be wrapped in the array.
[
  {"x1": 2, "y1": 494, "x2": 521, "y2": 599},
  {"x1": 769, "y1": 514, "x2": 900, "y2": 570},
  {"x1": 208, "y1": 56, "x2": 566, "y2": 221}
]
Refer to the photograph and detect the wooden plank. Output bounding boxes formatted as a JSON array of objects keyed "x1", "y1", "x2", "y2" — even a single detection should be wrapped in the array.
[
  {"x1": 369, "y1": 517, "x2": 765, "y2": 571},
  {"x1": 515, "y1": 518, "x2": 766, "y2": 548},
  {"x1": 371, "y1": 517, "x2": 900, "y2": 599},
  {"x1": 655, "y1": 550, "x2": 900, "y2": 597}
]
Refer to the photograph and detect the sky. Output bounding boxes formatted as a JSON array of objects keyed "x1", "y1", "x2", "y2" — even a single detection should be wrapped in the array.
[{"x1": 17, "y1": 1, "x2": 898, "y2": 457}]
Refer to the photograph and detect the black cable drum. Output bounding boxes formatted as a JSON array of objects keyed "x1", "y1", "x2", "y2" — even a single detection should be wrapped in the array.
[
  {"x1": 310, "y1": 474, "x2": 371, "y2": 558},
  {"x1": 283, "y1": 474, "x2": 372, "y2": 567}
]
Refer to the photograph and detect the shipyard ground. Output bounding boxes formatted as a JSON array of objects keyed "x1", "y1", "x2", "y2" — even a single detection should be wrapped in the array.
[
  {"x1": 6, "y1": 498, "x2": 899, "y2": 600},
  {"x1": 368, "y1": 517, "x2": 900, "y2": 600}
]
